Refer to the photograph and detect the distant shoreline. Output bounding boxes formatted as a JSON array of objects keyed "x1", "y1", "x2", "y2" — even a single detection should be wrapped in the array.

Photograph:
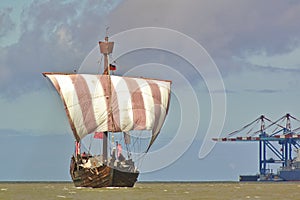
[{"x1": 0, "y1": 180, "x2": 238, "y2": 184}]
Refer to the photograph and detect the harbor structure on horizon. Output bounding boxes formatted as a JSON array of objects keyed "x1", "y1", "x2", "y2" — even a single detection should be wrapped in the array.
[{"x1": 213, "y1": 113, "x2": 300, "y2": 181}]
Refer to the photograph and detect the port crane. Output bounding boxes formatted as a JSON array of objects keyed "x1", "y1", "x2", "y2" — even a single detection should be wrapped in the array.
[{"x1": 213, "y1": 113, "x2": 300, "y2": 181}]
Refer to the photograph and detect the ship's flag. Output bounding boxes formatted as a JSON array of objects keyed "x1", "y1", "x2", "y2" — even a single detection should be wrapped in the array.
[
  {"x1": 117, "y1": 143, "x2": 122, "y2": 157},
  {"x1": 109, "y1": 64, "x2": 116, "y2": 71},
  {"x1": 94, "y1": 132, "x2": 104, "y2": 139},
  {"x1": 75, "y1": 141, "x2": 80, "y2": 155}
]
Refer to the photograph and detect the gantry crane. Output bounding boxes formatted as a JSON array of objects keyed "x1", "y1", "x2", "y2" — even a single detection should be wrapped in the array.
[{"x1": 213, "y1": 113, "x2": 300, "y2": 181}]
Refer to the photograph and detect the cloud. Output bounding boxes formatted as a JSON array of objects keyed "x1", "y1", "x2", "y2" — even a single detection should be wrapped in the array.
[
  {"x1": 0, "y1": 7, "x2": 15, "y2": 38},
  {"x1": 243, "y1": 47, "x2": 300, "y2": 70},
  {"x1": 1, "y1": 0, "x2": 300, "y2": 136},
  {"x1": 2, "y1": 0, "x2": 300, "y2": 99},
  {"x1": 0, "y1": 0, "x2": 122, "y2": 98},
  {"x1": 109, "y1": 0, "x2": 300, "y2": 75},
  {"x1": 244, "y1": 89, "x2": 282, "y2": 94}
]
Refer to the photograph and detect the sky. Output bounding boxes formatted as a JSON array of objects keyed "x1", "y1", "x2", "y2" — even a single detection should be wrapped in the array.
[{"x1": 1, "y1": 0, "x2": 300, "y2": 181}]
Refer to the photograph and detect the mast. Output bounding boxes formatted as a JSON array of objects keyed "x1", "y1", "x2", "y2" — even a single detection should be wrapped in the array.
[
  {"x1": 44, "y1": 36, "x2": 171, "y2": 157},
  {"x1": 99, "y1": 36, "x2": 114, "y2": 75},
  {"x1": 99, "y1": 35, "x2": 114, "y2": 163},
  {"x1": 104, "y1": 36, "x2": 109, "y2": 75},
  {"x1": 103, "y1": 132, "x2": 108, "y2": 163}
]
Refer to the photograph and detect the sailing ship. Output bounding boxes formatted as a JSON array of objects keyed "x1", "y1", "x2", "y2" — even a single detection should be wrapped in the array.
[{"x1": 43, "y1": 36, "x2": 171, "y2": 188}]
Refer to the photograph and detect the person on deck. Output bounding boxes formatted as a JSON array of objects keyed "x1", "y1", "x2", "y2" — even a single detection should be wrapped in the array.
[
  {"x1": 116, "y1": 141, "x2": 125, "y2": 162},
  {"x1": 109, "y1": 148, "x2": 116, "y2": 167}
]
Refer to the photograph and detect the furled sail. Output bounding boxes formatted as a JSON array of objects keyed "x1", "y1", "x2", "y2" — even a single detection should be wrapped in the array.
[{"x1": 43, "y1": 73, "x2": 171, "y2": 150}]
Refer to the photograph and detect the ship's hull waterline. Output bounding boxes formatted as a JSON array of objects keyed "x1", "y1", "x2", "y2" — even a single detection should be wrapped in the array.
[{"x1": 70, "y1": 156, "x2": 139, "y2": 188}]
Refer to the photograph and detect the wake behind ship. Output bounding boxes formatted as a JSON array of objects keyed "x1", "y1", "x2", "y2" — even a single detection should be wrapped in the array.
[{"x1": 43, "y1": 36, "x2": 171, "y2": 188}]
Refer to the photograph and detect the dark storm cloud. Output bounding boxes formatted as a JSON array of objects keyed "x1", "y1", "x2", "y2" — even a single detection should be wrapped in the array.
[{"x1": 0, "y1": 0, "x2": 122, "y2": 98}]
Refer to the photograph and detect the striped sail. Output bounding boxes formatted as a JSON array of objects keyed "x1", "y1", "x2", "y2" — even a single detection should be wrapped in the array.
[{"x1": 43, "y1": 73, "x2": 171, "y2": 149}]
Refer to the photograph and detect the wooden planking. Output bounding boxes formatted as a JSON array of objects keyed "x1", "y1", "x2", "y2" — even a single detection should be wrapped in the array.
[{"x1": 70, "y1": 157, "x2": 139, "y2": 188}]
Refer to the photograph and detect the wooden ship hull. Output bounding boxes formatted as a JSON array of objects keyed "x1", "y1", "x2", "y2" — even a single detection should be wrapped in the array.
[{"x1": 70, "y1": 156, "x2": 139, "y2": 188}]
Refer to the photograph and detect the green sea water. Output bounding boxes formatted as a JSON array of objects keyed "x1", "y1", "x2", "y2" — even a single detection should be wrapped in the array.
[{"x1": 0, "y1": 182, "x2": 300, "y2": 200}]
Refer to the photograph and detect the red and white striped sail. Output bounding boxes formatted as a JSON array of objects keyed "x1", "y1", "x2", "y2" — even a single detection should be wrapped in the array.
[{"x1": 43, "y1": 73, "x2": 171, "y2": 148}]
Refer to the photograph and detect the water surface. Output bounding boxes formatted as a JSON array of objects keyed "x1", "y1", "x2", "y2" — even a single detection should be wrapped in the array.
[{"x1": 1, "y1": 182, "x2": 300, "y2": 200}]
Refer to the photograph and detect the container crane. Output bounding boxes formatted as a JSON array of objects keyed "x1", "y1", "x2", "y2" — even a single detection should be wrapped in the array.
[{"x1": 213, "y1": 113, "x2": 300, "y2": 181}]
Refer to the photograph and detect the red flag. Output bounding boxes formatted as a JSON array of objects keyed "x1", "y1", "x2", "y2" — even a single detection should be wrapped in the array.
[
  {"x1": 117, "y1": 143, "x2": 122, "y2": 157},
  {"x1": 109, "y1": 64, "x2": 116, "y2": 71},
  {"x1": 94, "y1": 132, "x2": 103, "y2": 139},
  {"x1": 75, "y1": 141, "x2": 80, "y2": 155}
]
